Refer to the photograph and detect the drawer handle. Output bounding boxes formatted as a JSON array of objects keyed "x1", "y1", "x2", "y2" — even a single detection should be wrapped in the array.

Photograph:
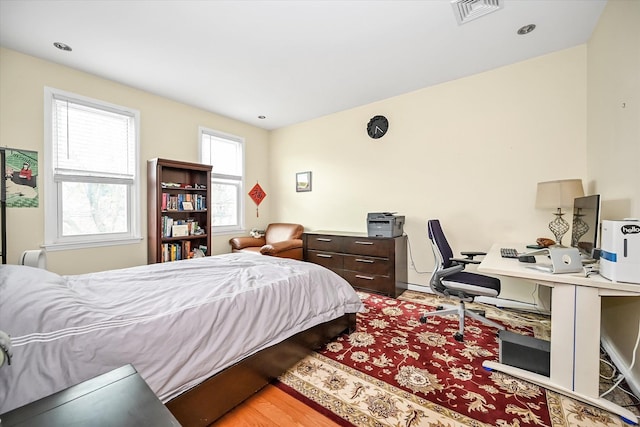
[
  {"x1": 355, "y1": 258, "x2": 374, "y2": 263},
  {"x1": 316, "y1": 254, "x2": 333, "y2": 258},
  {"x1": 355, "y1": 275, "x2": 374, "y2": 280},
  {"x1": 316, "y1": 238, "x2": 332, "y2": 242},
  {"x1": 354, "y1": 241, "x2": 373, "y2": 245}
]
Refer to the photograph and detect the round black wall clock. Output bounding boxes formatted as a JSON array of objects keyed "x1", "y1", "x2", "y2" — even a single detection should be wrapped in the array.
[{"x1": 366, "y1": 115, "x2": 389, "y2": 139}]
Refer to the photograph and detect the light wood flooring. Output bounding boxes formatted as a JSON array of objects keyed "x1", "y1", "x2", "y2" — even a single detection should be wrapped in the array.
[{"x1": 212, "y1": 384, "x2": 340, "y2": 427}]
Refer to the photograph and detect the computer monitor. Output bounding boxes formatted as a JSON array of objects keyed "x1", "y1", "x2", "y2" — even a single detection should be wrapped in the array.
[{"x1": 571, "y1": 194, "x2": 601, "y2": 256}]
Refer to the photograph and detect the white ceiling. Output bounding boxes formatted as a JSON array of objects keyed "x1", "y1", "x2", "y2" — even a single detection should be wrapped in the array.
[{"x1": 0, "y1": 0, "x2": 606, "y2": 130}]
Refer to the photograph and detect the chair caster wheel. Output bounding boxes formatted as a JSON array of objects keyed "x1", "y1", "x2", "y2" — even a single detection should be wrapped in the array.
[
  {"x1": 454, "y1": 333, "x2": 464, "y2": 342},
  {"x1": 419, "y1": 316, "x2": 427, "y2": 323}
]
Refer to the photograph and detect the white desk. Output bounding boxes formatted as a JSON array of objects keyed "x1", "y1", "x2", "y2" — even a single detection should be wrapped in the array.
[{"x1": 479, "y1": 243, "x2": 640, "y2": 425}]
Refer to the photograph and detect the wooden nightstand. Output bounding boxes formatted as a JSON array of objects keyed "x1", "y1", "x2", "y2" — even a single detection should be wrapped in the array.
[{"x1": 0, "y1": 364, "x2": 180, "y2": 427}]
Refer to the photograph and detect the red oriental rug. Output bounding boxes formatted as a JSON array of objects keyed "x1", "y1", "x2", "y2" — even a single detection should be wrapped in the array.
[{"x1": 277, "y1": 290, "x2": 631, "y2": 427}]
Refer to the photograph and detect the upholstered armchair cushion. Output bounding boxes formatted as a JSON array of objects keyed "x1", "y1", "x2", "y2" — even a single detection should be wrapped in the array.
[
  {"x1": 229, "y1": 223, "x2": 304, "y2": 260},
  {"x1": 260, "y1": 239, "x2": 301, "y2": 255},
  {"x1": 229, "y1": 236, "x2": 266, "y2": 250}
]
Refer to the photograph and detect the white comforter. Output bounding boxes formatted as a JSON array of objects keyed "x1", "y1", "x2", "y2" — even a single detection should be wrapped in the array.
[{"x1": 0, "y1": 253, "x2": 363, "y2": 414}]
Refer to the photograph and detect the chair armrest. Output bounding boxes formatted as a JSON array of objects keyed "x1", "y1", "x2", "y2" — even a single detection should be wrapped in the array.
[
  {"x1": 450, "y1": 257, "x2": 481, "y2": 265},
  {"x1": 229, "y1": 236, "x2": 265, "y2": 250},
  {"x1": 430, "y1": 264, "x2": 465, "y2": 287},
  {"x1": 260, "y1": 239, "x2": 303, "y2": 255},
  {"x1": 460, "y1": 251, "x2": 486, "y2": 259}
]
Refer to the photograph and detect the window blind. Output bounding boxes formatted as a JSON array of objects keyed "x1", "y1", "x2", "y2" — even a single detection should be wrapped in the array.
[{"x1": 52, "y1": 96, "x2": 135, "y2": 182}]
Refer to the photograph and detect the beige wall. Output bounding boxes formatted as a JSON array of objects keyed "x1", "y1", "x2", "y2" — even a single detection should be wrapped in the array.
[
  {"x1": 0, "y1": 47, "x2": 271, "y2": 274},
  {"x1": 270, "y1": 46, "x2": 588, "y2": 303},
  {"x1": 587, "y1": 0, "x2": 640, "y2": 388}
]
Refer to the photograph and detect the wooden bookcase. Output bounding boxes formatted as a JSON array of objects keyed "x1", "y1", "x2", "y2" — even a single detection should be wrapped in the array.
[{"x1": 147, "y1": 158, "x2": 212, "y2": 264}]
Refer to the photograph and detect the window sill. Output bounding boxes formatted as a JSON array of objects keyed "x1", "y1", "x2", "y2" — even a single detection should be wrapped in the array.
[
  {"x1": 42, "y1": 236, "x2": 143, "y2": 252},
  {"x1": 212, "y1": 227, "x2": 245, "y2": 236}
]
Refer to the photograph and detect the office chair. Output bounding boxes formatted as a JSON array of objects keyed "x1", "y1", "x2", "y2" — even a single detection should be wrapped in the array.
[{"x1": 420, "y1": 219, "x2": 504, "y2": 342}]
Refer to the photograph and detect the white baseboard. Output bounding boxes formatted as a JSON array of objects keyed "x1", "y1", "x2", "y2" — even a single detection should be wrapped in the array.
[
  {"x1": 407, "y1": 283, "x2": 431, "y2": 294},
  {"x1": 405, "y1": 284, "x2": 550, "y2": 315},
  {"x1": 475, "y1": 296, "x2": 551, "y2": 315}
]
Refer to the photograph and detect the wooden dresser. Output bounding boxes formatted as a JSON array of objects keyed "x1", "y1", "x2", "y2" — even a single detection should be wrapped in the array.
[{"x1": 303, "y1": 231, "x2": 408, "y2": 298}]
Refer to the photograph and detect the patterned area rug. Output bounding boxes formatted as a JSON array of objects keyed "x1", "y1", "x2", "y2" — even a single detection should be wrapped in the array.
[{"x1": 277, "y1": 290, "x2": 632, "y2": 427}]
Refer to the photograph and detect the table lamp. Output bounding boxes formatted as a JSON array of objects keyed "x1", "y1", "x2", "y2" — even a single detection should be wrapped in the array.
[{"x1": 535, "y1": 179, "x2": 584, "y2": 246}]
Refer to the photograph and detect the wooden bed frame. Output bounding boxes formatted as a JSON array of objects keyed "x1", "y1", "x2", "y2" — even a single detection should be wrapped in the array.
[{"x1": 166, "y1": 312, "x2": 357, "y2": 426}]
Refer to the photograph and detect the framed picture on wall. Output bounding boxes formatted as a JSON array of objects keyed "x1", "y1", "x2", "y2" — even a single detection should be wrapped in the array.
[
  {"x1": 296, "y1": 171, "x2": 312, "y2": 192},
  {"x1": 2, "y1": 148, "x2": 39, "y2": 208}
]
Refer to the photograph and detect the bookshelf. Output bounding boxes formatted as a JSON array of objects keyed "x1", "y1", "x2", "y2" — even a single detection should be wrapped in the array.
[{"x1": 147, "y1": 158, "x2": 212, "y2": 264}]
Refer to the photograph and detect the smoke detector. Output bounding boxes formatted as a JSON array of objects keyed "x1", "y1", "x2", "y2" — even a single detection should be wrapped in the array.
[{"x1": 451, "y1": 0, "x2": 503, "y2": 25}]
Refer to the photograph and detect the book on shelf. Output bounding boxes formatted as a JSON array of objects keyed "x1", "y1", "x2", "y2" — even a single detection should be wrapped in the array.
[
  {"x1": 182, "y1": 240, "x2": 192, "y2": 259},
  {"x1": 162, "y1": 216, "x2": 174, "y2": 237}
]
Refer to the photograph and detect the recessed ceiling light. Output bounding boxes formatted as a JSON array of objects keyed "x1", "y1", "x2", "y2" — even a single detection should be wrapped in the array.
[
  {"x1": 258, "y1": 115, "x2": 266, "y2": 119},
  {"x1": 53, "y1": 42, "x2": 72, "y2": 51},
  {"x1": 517, "y1": 24, "x2": 536, "y2": 35}
]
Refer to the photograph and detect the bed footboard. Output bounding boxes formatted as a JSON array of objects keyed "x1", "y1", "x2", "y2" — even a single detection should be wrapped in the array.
[{"x1": 166, "y1": 313, "x2": 356, "y2": 426}]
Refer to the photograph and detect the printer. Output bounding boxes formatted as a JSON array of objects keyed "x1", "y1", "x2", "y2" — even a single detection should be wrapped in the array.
[
  {"x1": 600, "y1": 219, "x2": 640, "y2": 284},
  {"x1": 367, "y1": 212, "x2": 405, "y2": 238}
]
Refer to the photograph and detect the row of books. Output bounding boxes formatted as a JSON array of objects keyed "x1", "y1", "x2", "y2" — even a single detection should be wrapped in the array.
[
  {"x1": 162, "y1": 216, "x2": 201, "y2": 238},
  {"x1": 162, "y1": 192, "x2": 206, "y2": 211},
  {"x1": 161, "y1": 241, "x2": 208, "y2": 262},
  {"x1": 162, "y1": 241, "x2": 189, "y2": 262}
]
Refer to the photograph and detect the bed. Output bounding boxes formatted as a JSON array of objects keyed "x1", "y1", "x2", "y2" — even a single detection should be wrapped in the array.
[{"x1": 0, "y1": 253, "x2": 363, "y2": 425}]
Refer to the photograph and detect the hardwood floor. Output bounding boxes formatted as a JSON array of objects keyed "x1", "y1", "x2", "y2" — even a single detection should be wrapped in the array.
[{"x1": 212, "y1": 384, "x2": 341, "y2": 427}]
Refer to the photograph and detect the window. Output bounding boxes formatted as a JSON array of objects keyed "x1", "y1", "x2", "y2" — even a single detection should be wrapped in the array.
[
  {"x1": 44, "y1": 87, "x2": 141, "y2": 249},
  {"x1": 199, "y1": 127, "x2": 244, "y2": 233}
]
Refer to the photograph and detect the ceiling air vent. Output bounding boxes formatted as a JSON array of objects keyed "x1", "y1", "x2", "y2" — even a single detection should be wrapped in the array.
[{"x1": 451, "y1": 0, "x2": 503, "y2": 25}]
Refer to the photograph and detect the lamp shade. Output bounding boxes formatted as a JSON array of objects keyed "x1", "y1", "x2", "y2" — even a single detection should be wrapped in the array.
[{"x1": 535, "y1": 179, "x2": 584, "y2": 209}]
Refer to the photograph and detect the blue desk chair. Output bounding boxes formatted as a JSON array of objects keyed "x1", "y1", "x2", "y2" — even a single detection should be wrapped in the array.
[{"x1": 420, "y1": 219, "x2": 504, "y2": 341}]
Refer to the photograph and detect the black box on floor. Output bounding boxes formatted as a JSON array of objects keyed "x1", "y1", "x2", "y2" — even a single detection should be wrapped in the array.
[{"x1": 499, "y1": 330, "x2": 551, "y2": 377}]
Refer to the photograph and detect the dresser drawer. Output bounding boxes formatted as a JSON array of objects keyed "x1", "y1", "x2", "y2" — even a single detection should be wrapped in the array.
[
  {"x1": 306, "y1": 234, "x2": 343, "y2": 252},
  {"x1": 342, "y1": 270, "x2": 394, "y2": 295},
  {"x1": 343, "y1": 237, "x2": 391, "y2": 257},
  {"x1": 306, "y1": 250, "x2": 344, "y2": 270},
  {"x1": 343, "y1": 254, "x2": 391, "y2": 276}
]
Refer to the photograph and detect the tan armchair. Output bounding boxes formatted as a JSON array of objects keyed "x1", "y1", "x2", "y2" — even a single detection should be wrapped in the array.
[{"x1": 229, "y1": 223, "x2": 304, "y2": 260}]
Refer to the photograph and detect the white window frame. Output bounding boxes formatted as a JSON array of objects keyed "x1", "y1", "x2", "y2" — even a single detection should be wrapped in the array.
[
  {"x1": 199, "y1": 127, "x2": 245, "y2": 234},
  {"x1": 43, "y1": 87, "x2": 141, "y2": 250}
]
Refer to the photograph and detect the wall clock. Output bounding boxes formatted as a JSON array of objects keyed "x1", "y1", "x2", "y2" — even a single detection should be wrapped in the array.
[{"x1": 366, "y1": 115, "x2": 388, "y2": 139}]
